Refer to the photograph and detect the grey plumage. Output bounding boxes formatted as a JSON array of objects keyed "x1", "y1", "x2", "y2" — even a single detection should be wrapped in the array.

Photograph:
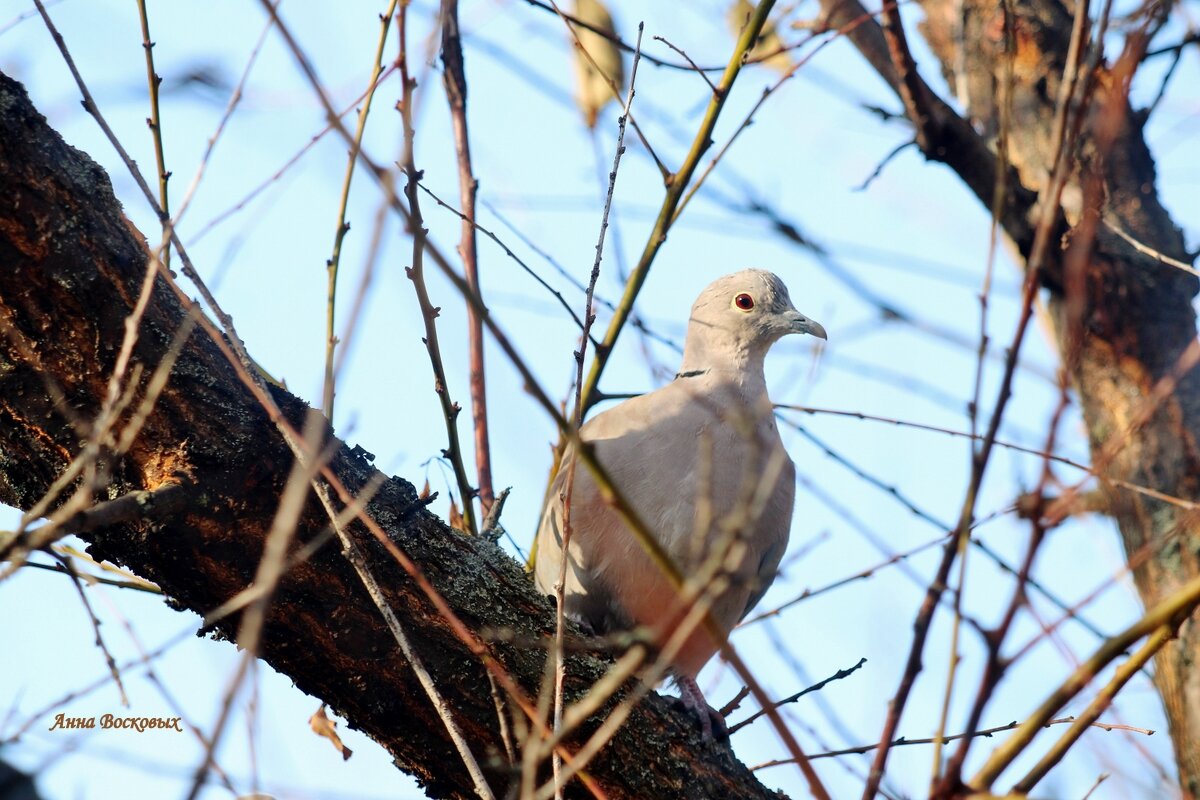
[{"x1": 534, "y1": 270, "x2": 826, "y2": 694}]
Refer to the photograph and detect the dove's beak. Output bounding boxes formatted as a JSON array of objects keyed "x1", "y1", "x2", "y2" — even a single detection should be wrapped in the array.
[{"x1": 785, "y1": 310, "x2": 827, "y2": 340}]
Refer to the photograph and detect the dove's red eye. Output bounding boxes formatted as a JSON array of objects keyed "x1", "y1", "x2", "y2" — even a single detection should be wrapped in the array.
[{"x1": 734, "y1": 293, "x2": 754, "y2": 311}]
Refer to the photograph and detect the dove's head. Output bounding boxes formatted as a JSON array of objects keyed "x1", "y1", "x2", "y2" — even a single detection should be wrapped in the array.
[{"x1": 680, "y1": 269, "x2": 826, "y2": 373}]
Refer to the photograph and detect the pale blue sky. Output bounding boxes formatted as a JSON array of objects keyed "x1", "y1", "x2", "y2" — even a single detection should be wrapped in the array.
[{"x1": 2, "y1": 1, "x2": 1197, "y2": 798}]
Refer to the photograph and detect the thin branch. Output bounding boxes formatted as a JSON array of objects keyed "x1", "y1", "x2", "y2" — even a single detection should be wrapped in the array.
[
  {"x1": 753, "y1": 715, "x2": 1154, "y2": 770},
  {"x1": 1012, "y1": 625, "x2": 1168, "y2": 793},
  {"x1": 419, "y1": 183, "x2": 598, "y2": 344},
  {"x1": 323, "y1": 0, "x2": 398, "y2": 420},
  {"x1": 652, "y1": 35, "x2": 718, "y2": 94},
  {"x1": 862, "y1": 0, "x2": 1099, "y2": 788},
  {"x1": 398, "y1": 8, "x2": 478, "y2": 536},
  {"x1": 479, "y1": 486, "x2": 511, "y2": 542},
  {"x1": 135, "y1": 0, "x2": 171, "y2": 270},
  {"x1": 55, "y1": 553, "x2": 130, "y2": 706},
  {"x1": 550, "y1": 0, "x2": 666, "y2": 178},
  {"x1": 739, "y1": 532, "x2": 949, "y2": 627},
  {"x1": 578, "y1": 0, "x2": 779, "y2": 415},
  {"x1": 324, "y1": 481, "x2": 496, "y2": 800},
  {"x1": 781, "y1": 403, "x2": 1200, "y2": 513},
  {"x1": 854, "y1": 138, "x2": 915, "y2": 191},
  {"x1": 191, "y1": 74, "x2": 392, "y2": 243},
  {"x1": 779, "y1": 414, "x2": 1108, "y2": 637},
  {"x1": 0, "y1": 483, "x2": 189, "y2": 565},
  {"x1": 170, "y1": 9, "x2": 274, "y2": 227},
  {"x1": 1103, "y1": 215, "x2": 1200, "y2": 277},
  {"x1": 877, "y1": 0, "x2": 932, "y2": 150},
  {"x1": 551, "y1": 26, "x2": 642, "y2": 797},
  {"x1": 1145, "y1": 29, "x2": 1200, "y2": 57},
  {"x1": 481, "y1": 199, "x2": 679, "y2": 353},
  {"x1": 971, "y1": 572, "x2": 1200, "y2": 789},
  {"x1": 673, "y1": 2, "x2": 892, "y2": 223},
  {"x1": 1081, "y1": 773, "x2": 1110, "y2": 799},
  {"x1": 729, "y1": 658, "x2": 867, "y2": 734},
  {"x1": 20, "y1": 556, "x2": 161, "y2": 594},
  {"x1": 441, "y1": 0, "x2": 494, "y2": 516}
]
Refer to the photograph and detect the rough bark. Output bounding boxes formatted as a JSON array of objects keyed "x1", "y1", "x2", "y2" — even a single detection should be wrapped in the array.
[
  {"x1": 916, "y1": 3, "x2": 1200, "y2": 793},
  {"x1": 0, "y1": 71, "x2": 786, "y2": 800},
  {"x1": 827, "y1": 0, "x2": 1200, "y2": 793}
]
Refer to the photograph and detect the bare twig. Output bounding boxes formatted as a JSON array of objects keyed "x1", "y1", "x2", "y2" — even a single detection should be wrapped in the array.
[
  {"x1": 480, "y1": 486, "x2": 511, "y2": 542},
  {"x1": 552, "y1": 1, "x2": 666, "y2": 176},
  {"x1": 418, "y1": 183, "x2": 598, "y2": 342},
  {"x1": 877, "y1": 0, "x2": 932, "y2": 150},
  {"x1": 673, "y1": 2, "x2": 894, "y2": 222},
  {"x1": 398, "y1": 7, "x2": 477, "y2": 536},
  {"x1": 323, "y1": 481, "x2": 496, "y2": 800},
  {"x1": 55, "y1": 553, "x2": 130, "y2": 706},
  {"x1": 441, "y1": 0, "x2": 494, "y2": 516},
  {"x1": 971, "y1": 574, "x2": 1200, "y2": 789},
  {"x1": 1011, "y1": 625, "x2": 1168, "y2": 793},
  {"x1": 862, "y1": 0, "x2": 1099, "y2": 789},
  {"x1": 191, "y1": 72, "x2": 393, "y2": 243},
  {"x1": 170, "y1": 8, "x2": 274, "y2": 227},
  {"x1": 21, "y1": 555, "x2": 161, "y2": 594},
  {"x1": 729, "y1": 657, "x2": 867, "y2": 734},
  {"x1": 652, "y1": 35, "x2": 718, "y2": 94},
  {"x1": 1103, "y1": 215, "x2": 1200, "y2": 277},
  {"x1": 1081, "y1": 773, "x2": 1110, "y2": 799},
  {"x1": 323, "y1": 0, "x2": 398, "y2": 420},
  {"x1": 753, "y1": 715, "x2": 1154, "y2": 770},
  {"x1": 135, "y1": 0, "x2": 171, "y2": 270},
  {"x1": 578, "y1": 0, "x2": 779, "y2": 416},
  {"x1": 551, "y1": 27, "x2": 642, "y2": 795},
  {"x1": 1, "y1": 483, "x2": 188, "y2": 567}
]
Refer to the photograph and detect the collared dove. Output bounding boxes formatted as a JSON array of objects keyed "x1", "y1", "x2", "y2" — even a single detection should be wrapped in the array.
[{"x1": 535, "y1": 269, "x2": 826, "y2": 736}]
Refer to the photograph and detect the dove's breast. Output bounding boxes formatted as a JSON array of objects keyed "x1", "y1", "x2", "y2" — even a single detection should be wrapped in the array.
[{"x1": 534, "y1": 375, "x2": 795, "y2": 678}]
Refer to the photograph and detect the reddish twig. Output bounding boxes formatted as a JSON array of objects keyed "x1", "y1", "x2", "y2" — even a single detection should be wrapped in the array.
[
  {"x1": 440, "y1": 0, "x2": 494, "y2": 516},
  {"x1": 398, "y1": 5, "x2": 477, "y2": 536}
]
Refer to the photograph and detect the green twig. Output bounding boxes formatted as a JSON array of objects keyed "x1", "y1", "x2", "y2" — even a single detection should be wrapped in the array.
[
  {"x1": 135, "y1": 0, "x2": 171, "y2": 270},
  {"x1": 1011, "y1": 625, "x2": 1169, "y2": 793},
  {"x1": 972, "y1": 576, "x2": 1200, "y2": 789},
  {"x1": 323, "y1": 0, "x2": 398, "y2": 421},
  {"x1": 577, "y1": 0, "x2": 778, "y2": 416}
]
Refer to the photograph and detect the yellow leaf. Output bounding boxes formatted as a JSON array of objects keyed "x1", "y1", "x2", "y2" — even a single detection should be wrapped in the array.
[
  {"x1": 309, "y1": 704, "x2": 352, "y2": 761},
  {"x1": 728, "y1": 0, "x2": 794, "y2": 76},
  {"x1": 571, "y1": 0, "x2": 624, "y2": 129}
]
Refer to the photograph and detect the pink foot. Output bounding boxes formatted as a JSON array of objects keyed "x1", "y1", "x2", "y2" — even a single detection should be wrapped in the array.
[{"x1": 675, "y1": 676, "x2": 728, "y2": 741}]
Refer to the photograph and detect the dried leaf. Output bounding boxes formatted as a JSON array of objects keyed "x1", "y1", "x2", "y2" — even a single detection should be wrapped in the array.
[
  {"x1": 448, "y1": 497, "x2": 466, "y2": 533},
  {"x1": 571, "y1": 0, "x2": 624, "y2": 128},
  {"x1": 309, "y1": 704, "x2": 352, "y2": 761},
  {"x1": 728, "y1": 0, "x2": 793, "y2": 76},
  {"x1": 419, "y1": 479, "x2": 432, "y2": 501}
]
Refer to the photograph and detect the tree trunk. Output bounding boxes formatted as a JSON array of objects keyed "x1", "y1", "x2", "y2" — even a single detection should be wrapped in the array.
[
  {"x1": 0, "y1": 71, "x2": 785, "y2": 800},
  {"x1": 826, "y1": 0, "x2": 1200, "y2": 793}
]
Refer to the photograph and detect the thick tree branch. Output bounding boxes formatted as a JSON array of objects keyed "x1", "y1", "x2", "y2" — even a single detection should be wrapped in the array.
[{"x1": 0, "y1": 71, "x2": 787, "y2": 800}]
